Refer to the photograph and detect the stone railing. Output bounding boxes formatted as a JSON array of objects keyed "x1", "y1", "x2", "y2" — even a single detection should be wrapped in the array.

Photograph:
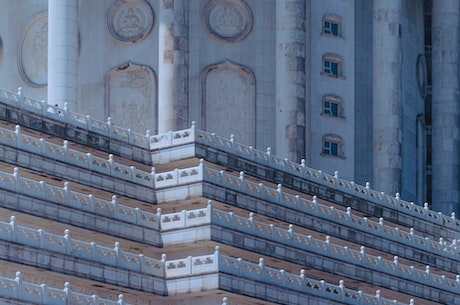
[
  {"x1": 193, "y1": 129, "x2": 460, "y2": 231},
  {"x1": 0, "y1": 87, "x2": 150, "y2": 148},
  {"x1": 1, "y1": 87, "x2": 456, "y2": 238},
  {"x1": 219, "y1": 255, "x2": 414, "y2": 305},
  {"x1": 0, "y1": 124, "x2": 204, "y2": 191},
  {"x1": 203, "y1": 167, "x2": 460, "y2": 261},
  {"x1": 0, "y1": 215, "x2": 412, "y2": 305},
  {"x1": 212, "y1": 207, "x2": 460, "y2": 295},
  {"x1": 1, "y1": 159, "x2": 457, "y2": 264},
  {"x1": 0, "y1": 125, "x2": 154, "y2": 187},
  {"x1": 0, "y1": 272, "x2": 128, "y2": 305},
  {"x1": 0, "y1": 166, "x2": 208, "y2": 231},
  {"x1": 0, "y1": 216, "x2": 217, "y2": 279}
]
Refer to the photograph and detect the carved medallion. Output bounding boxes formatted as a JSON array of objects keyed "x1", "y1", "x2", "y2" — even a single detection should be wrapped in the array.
[
  {"x1": 203, "y1": 0, "x2": 253, "y2": 42},
  {"x1": 108, "y1": 0, "x2": 154, "y2": 43},
  {"x1": 18, "y1": 12, "x2": 48, "y2": 88}
]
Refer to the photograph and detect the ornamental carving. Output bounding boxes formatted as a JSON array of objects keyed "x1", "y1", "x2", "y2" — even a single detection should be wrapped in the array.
[
  {"x1": 108, "y1": 0, "x2": 154, "y2": 43},
  {"x1": 105, "y1": 62, "x2": 157, "y2": 134},
  {"x1": 201, "y1": 60, "x2": 256, "y2": 146},
  {"x1": 18, "y1": 12, "x2": 48, "y2": 88},
  {"x1": 203, "y1": 0, "x2": 253, "y2": 42}
]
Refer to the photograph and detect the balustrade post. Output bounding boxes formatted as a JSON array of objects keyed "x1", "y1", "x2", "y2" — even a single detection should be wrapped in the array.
[
  {"x1": 39, "y1": 181, "x2": 45, "y2": 200},
  {"x1": 214, "y1": 246, "x2": 220, "y2": 270},
  {"x1": 139, "y1": 254, "x2": 145, "y2": 273},
  {"x1": 346, "y1": 207, "x2": 352, "y2": 222},
  {"x1": 186, "y1": 256, "x2": 193, "y2": 275},
  {"x1": 258, "y1": 258, "x2": 264, "y2": 281},
  {"x1": 181, "y1": 210, "x2": 187, "y2": 227},
  {"x1": 40, "y1": 284, "x2": 48, "y2": 304},
  {"x1": 312, "y1": 196, "x2": 318, "y2": 216},
  {"x1": 288, "y1": 224, "x2": 293, "y2": 244},
  {"x1": 161, "y1": 254, "x2": 167, "y2": 277},
  {"x1": 129, "y1": 166, "x2": 136, "y2": 182},
  {"x1": 38, "y1": 229, "x2": 44, "y2": 248},
  {"x1": 107, "y1": 117, "x2": 112, "y2": 136},
  {"x1": 14, "y1": 125, "x2": 20, "y2": 149},
  {"x1": 63, "y1": 182, "x2": 70, "y2": 205},
  {"x1": 320, "y1": 280, "x2": 326, "y2": 297},
  {"x1": 248, "y1": 212, "x2": 254, "y2": 233},
  {"x1": 10, "y1": 216, "x2": 17, "y2": 241},
  {"x1": 89, "y1": 194, "x2": 95, "y2": 213},
  {"x1": 379, "y1": 218, "x2": 384, "y2": 231},
  {"x1": 360, "y1": 246, "x2": 366, "y2": 264},
  {"x1": 91, "y1": 242, "x2": 96, "y2": 260},
  {"x1": 114, "y1": 242, "x2": 120, "y2": 267},
  {"x1": 375, "y1": 289, "x2": 382, "y2": 305},
  {"x1": 325, "y1": 236, "x2": 330, "y2": 251},
  {"x1": 156, "y1": 208, "x2": 162, "y2": 230},
  {"x1": 363, "y1": 217, "x2": 368, "y2": 231},
  {"x1": 41, "y1": 100, "x2": 47, "y2": 116},
  {"x1": 14, "y1": 271, "x2": 22, "y2": 299},
  {"x1": 393, "y1": 256, "x2": 399, "y2": 271},
  {"x1": 87, "y1": 153, "x2": 93, "y2": 170},
  {"x1": 63, "y1": 140, "x2": 69, "y2": 161},
  {"x1": 13, "y1": 167, "x2": 19, "y2": 193},
  {"x1": 91, "y1": 295, "x2": 98, "y2": 305},
  {"x1": 111, "y1": 196, "x2": 118, "y2": 217},
  {"x1": 17, "y1": 87, "x2": 23, "y2": 104},
  {"x1": 117, "y1": 294, "x2": 125, "y2": 305},
  {"x1": 64, "y1": 229, "x2": 71, "y2": 254},
  {"x1": 108, "y1": 154, "x2": 114, "y2": 175},
  {"x1": 338, "y1": 280, "x2": 344, "y2": 301},
  {"x1": 221, "y1": 296, "x2": 228, "y2": 305},
  {"x1": 334, "y1": 171, "x2": 339, "y2": 186},
  {"x1": 63, "y1": 282, "x2": 71, "y2": 302},
  {"x1": 39, "y1": 138, "x2": 45, "y2": 155}
]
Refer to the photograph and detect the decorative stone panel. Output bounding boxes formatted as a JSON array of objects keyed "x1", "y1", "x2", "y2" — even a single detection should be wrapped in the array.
[
  {"x1": 18, "y1": 12, "x2": 48, "y2": 88},
  {"x1": 105, "y1": 62, "x2": 157, "y2": 134},
  {"x1": 202, "y1": 0, "x2": 253, "y2": 42},
  {"x1": 201, "y1": 60, "x2": 255, "y2": 146},
  {"x1": 107, "y1": 0, "x2": 154, "y2": 43}
]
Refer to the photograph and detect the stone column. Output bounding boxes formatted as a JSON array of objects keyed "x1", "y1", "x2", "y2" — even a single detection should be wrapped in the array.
[
  {"x1": 47, "y1": 0, "x2": 78, "y2": 110},
  {"x1": 431, "y1": 0, "x2": 460, "y2": 215},
  {"x1": 275, "y1": 0, "x2": 306, "y2": 162},
  {"x1": 372, "y1": 0, "x2": 402, "y2": 196},
  {"x1": 158, "y1": 0, "x2": 189, "y2": 133}
]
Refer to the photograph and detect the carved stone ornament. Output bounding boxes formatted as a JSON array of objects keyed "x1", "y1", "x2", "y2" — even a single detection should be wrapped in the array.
[
  {"x1": 18, "y1": 12, "x2": 48, "y2": 88},
  {"x1": 203, "y1": 0, "x2": 253, "y2": 42},
  {"x1": 108, "y1": 0, "x2": 154, "y2": 43}
]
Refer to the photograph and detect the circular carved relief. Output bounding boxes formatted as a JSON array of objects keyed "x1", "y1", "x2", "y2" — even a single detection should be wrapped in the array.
[
  {"x1": 108, "y1": 0, "x2": 154, "y2": 43},
  {"x1": 18, "y1": 12, "x2": 48, "y2": 88},
  {"x1": 416, "y1": 54, "x2": 428, "y2": 99},
  {"x1": 203, "y1": 0, "x2": 253, "y2": 42}
]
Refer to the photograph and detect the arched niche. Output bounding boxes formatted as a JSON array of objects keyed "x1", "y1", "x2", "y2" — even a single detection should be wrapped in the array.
[
  {"x1": 201, "y1": 60, "x2": 256, "y2": 146},
  {"x1": 105, "y1": 61, "x2": 157, "y2": 134}
]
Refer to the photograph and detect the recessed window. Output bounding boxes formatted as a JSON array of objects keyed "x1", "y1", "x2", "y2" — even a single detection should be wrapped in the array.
[
  {"x1": 322, "y1": 54, "x2": 343, "y2": 78},
  {"x1": 322, "y1": 15, "x2": 342, "y2": 37},
  {"x1": 322, "y1": 95, "x2": 344, "y2": 118},
  {"x1": 322, "y1": 134, "x2": 344, "y2": 158}
]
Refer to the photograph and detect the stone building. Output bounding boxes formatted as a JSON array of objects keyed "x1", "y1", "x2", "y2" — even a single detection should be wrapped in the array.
[{"x1": 0, "y1": 0, "x2": 459, "y2": 304}]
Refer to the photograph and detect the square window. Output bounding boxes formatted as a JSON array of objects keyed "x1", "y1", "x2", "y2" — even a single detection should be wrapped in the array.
[
  {"x1": 324, "y1": 60, "x2": 339, "y2": 76},
  {"x1": 324, "y1": 21, "x2": 339, "y2": 36},
  {"x1": 324, "y1": 101, "x2": 339, "y2": 116},
  {"x1": 323, "y1": 141, "x2": 338, "y2": 156}
]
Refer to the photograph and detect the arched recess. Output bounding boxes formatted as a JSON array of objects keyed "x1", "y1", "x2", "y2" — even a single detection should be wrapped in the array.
[
  {"x1": 105, "y1": 61, "x2": 157, "y2": 134},
  {"x1": 201, "y1": 60, "x2": 256, "y2": 146}
]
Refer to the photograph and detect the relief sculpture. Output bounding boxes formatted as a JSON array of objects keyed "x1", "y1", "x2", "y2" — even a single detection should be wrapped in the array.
[
  {"x1": 202, "y1": 60, "x2": 255, "y2": 145},
  {"x1": 203, "y1": 0, "x2": 253, "y2": 42},
  {"x1": 106, "y1": 62, "x2": 157, "y2": 134},
  {"x1": 18, "y1": 12, "x2": 48, "y2": 87},
  {"x1": 108, "y1": 0, "x2": 154, "y2": 43}
]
